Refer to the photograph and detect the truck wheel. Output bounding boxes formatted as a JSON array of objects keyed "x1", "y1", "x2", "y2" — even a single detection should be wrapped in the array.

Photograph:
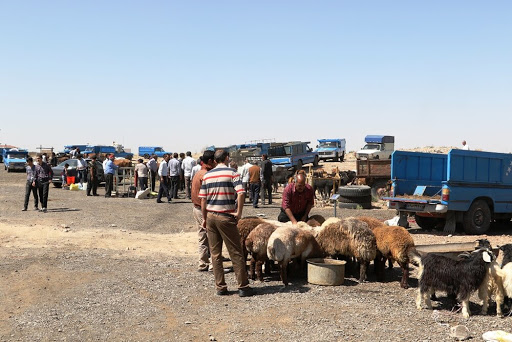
[
  {"x1": 53, "y1": 182, "x2": 62, "y2": 188},
  {"x1": 338, "y1": 194, "x2": 372, "y2": 204},
  {"x1": 7, "y1": 168, "x2": 10, "y2": 173},
  {"x1": 340, "y1": 152, "x2": 345, "y2": 162},
  {"x1": 463, "y1": 199, "x2": 491, "y2": 234},
  {"x1": 414, "y1": 215, "x2": 439, "y2": 230},
  {"x1": 334, "y1": 152, "x2": 339, "y2": 162},
  {"x1": 374, "y1": 155, "x2": 379, "y2": 160},
  {"x1": 338, "y1": 185, "x2": 371, "y2": 197},
  {"x1": 296, "y1": 160, "x2": 303, "y2": 171},
  {"x1": 313, "y1": 156, "x2": 319, "y2": 167},
  {"x1": 143, "y1": 154, "x2": 150, "y2": 159}
]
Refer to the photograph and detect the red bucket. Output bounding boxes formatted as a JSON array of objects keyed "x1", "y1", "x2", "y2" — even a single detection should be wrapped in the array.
[{"x1": 66, "y1": 176, "x2": 75, "y2": 185}]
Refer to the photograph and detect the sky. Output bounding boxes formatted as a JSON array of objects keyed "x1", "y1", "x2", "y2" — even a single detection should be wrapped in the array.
[{"x1": 1, "y1": 1, "x2": 511, "y2": 154}]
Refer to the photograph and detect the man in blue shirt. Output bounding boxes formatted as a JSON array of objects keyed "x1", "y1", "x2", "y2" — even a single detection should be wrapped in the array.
[{"x1": 104, "y1": 154, "x2": 118, "y2": 198}]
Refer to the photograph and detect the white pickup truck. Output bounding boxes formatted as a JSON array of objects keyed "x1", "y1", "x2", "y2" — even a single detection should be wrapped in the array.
[{"x1": 356, "y1": 135, "x2": 394, "y2": 160}]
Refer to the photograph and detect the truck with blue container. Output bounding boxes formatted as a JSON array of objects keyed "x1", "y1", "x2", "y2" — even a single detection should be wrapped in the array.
[
  {"x1": 3, "y1": 148, "x2": 29, "y2": 172},
  {"x1": 269, "y1": 141, "x2": 319, "y2": 170},
  {"x1": 356, "y1": 135, "x2": 394, "y2": 160},
  {"x1": 138, "y1": 146, "x2": 170, "y2": 159},
  {"x1": 315, "y1": 139, "x2": 346, "y2": 162},
  {"x1": 384, "y1": 149, "x2": 512, "y2": 234}
]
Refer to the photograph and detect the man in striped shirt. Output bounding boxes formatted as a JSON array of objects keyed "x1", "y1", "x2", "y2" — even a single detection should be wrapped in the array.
[{"x1": 199, "y1": 149, "x2": 254, "y2": 297}]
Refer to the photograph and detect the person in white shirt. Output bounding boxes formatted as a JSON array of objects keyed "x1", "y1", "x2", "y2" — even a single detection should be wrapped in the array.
[
  {"x1": 146, "y1": 154, "x2": 158, "y2": 192},
  {"x1": 181, "y1": 151, "x2": 197, "y2": 200},
  {"x1": 239, "y1": 159, "x2": 252, "y2": 203},
  {"x1": 462, "y1": 140, "x2": 469, "y2": 150},
  {"x1": 76, "y1": 155, "x2": 88, "y2": 185},
  {"x1": 157, "y1": 154, "x2": 171, "y2": 203},
  {"x1": 190, "y1": 157, "x2": 202, "y2": 182},
  {"x1": 168, "y1": 153, "x2": 181, "y2": 199}
]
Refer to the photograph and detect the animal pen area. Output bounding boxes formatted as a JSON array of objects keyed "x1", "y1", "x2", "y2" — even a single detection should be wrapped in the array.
[{"x1": 2, "y1": 157, "x2": 512, "y2": 342}]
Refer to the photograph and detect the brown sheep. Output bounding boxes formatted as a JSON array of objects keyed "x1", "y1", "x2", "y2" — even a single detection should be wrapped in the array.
[
  {"x1": 237, "y1": 217, "x2": 265, "y2": 264},
  {"x1": 315, "y1": 217, "x2": 377, "y2": 283},
  {"x1": 306, "y1": 214, "x2": 326, "y2": 227},
  {"x1": 245, "y1": 222, "x2": 277, "y2": 281},
  {"x1": 267, "y1": 223, "x2": 324, "y2": 286},
  {"x1": 358, "y1": 216, "x2": 418, "y2": 289}
]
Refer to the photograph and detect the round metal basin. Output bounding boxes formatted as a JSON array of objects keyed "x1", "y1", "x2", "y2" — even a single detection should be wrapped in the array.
[{"x1": 307, "y1": 258, "x2": 346, "y2": 286}]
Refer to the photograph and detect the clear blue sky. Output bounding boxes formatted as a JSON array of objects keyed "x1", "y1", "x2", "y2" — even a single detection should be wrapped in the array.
[{"x1": 1, "y1": 1, "x2": 511, "y2": 154}]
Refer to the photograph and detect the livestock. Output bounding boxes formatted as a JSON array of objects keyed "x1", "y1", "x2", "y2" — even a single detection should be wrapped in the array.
[
  {"x1": 315, "y1": 217, "x2": 377, "y2": 283},
  {"x1": 313, "y1": 178, "x2": 339, "y2": 201},
  {"x1": 306, "y1": 214, "x2": 326, "y2": 227},
  {"x1": 237, "y1": 217, "x2": 265, "y2": 263},
  {"x1": 272, "y1": 166, "x2": 295, "y2": 192},
  {"x1": 245, "y1": 222, "x2": 277, "y2": 281},
  {"x1": 412, "y1": 247, "x2": 495, "y2": 318},
  {"x1": 339, "y1": 170, "x2": 357, "y2": 186},
  {"x1": 267, "y1": 224, "x2": 324, "y2": 286},
  {"x1": 358, "y1": 216, "x2": 418, "y2": 289},
  {"x1": 496, "y1": 244, "x2": 512, "y2": 313},
  {"x1": 113, "y1": 158, "x2": 132, "y2": 167}
]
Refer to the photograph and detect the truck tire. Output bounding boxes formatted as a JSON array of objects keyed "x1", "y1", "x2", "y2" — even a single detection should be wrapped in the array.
[
  {"x1": 338, "y1": 195, "x2": 372, "y2": 204},
  {"x1": 414, "y1": 215, "x2": 440, "y2": 230},
  {"x1": 338, "y1": 185, "x2": 371, "y2": 197},
  {"x1": 143, "y1": 154, "x2": 150, "y2": 159},
  {"x1": 53, "y1": 182, "x2": 62, "y2": 188},
  {"x1": 313, "y1": 155, "x2": 319, "y2": 167},
  {"x1": 296, "y1": 160, "x2": 303, "y2": 171},
  {"x1": 339, "y1": 151, "x2": 345, "y2": 162},
  {"x1": 463, "y1": 199, "x2": 492, "y2": 234},
  {"x1": 334, "y1": 152, "x2": 339, "y2": 162},
  {"x1": 338, "y1": 202, "x2": 372, "y2": 210}
]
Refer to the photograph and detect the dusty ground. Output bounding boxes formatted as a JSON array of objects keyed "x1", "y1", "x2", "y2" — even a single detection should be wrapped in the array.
[{"x1": 1, "y1": 159, "x2": 512, "y2": 342}]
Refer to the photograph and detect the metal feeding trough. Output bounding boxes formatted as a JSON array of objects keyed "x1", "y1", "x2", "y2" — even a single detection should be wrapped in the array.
[
  {"x1": 416, "y1": 241, "x2": 499, "y2": 259},
  {"x1": 307, "y1": 258, "x2": 346, "y2": 286}
]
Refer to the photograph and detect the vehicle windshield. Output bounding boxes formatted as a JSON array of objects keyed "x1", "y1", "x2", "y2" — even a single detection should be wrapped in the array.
[
  {"x1": 284, "y1": 146, "x2": 292, "y2": 155},
  {"x1": 57, "y1": 160, "x2": 78, "y2": 167},
  {"x1": 362, "y1": 144, "x2": 380, "y2": 150},
  {"x1": 7, "y1": 153, "x2": 27, "y2": 159},
  {"x1": 319, "y1": 142, "x2": 338, "y2": 148}
]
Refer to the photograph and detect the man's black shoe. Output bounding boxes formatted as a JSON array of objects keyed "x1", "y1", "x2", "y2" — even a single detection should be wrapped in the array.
[
  {"x1": 156, "y1": 200, "x2": 163, "y2": 203},
  {"x1": 216, "y1": 288, "x2": 228, "y2": 296},
  {"x1": 238, "y1": 287, "x2": 254, "y2": 297}
]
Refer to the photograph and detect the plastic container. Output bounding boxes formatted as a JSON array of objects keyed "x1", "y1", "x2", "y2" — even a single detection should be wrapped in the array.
[
  {"x1": 66, "y1": 176, "x2": 75, "y2": 185},
  {"x1": 307, "y1": 258, "x2": 346, "y2": 286}
]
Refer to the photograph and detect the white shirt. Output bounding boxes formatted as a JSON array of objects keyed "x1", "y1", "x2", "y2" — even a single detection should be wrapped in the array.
[
  {"x1": 239, "y1": 162, "x2": 252, "y2": 183},
  {"x1": 76, "y1": 158, "x2": 87, "y2": 171},
  {"x1": 158, "y1": 160, "x2": 168, "y2": 177},
  {"x1": 181, "y1": 156, "x2": 197, "y2": 177},
  {"x1": 147, "y1": 158, "x2": 158, "y2": 172},
  {"x1": 462, "y1": 144, "x2": 469, "y2": 150},
  {"x1": 168, "y1": 158, "x2": 181, "y2": 176},
  {"x1": 191, "y1": 163, "x2": 201, "y2": 181}
]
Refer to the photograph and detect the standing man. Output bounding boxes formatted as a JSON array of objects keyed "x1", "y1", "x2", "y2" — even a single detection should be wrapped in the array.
[
  {"x1": 33, "y1": 154, "x2": 53, "y2": 212},
  {"x1": 260, "y1": 154, "x2": 273, "y2": 205},
  {"x1": 278, "y1": 172, "x2": 314, "y2": 224},
  {"x1": 104, "y1": 154, "x2": 118, "y2": 198},
  {"x1": 248, "y1": 162, "x2": 261, "y2": 208},
  {"x1": 182, "y1": 151, "x2": 197, "y2": 200},
  {"x1": 238, "y1": 158, "x2": 252, "y2": 203},
  {"x1": 462, "y1": 140, "x2": 469, "y2": 150},
  {"x1": 147, "y1": 154, "x2": 158, "y2": 192},
  {"x1": 199, "y1": 149, "x2": 253, "y2": 297},
  {"x1": 168, "y1": 153, "x2": 181, "y2": 199},
  {"x1": 22, "y1": 157, "x2": 39, "y2": 211},
  {"x1": 135, "y1": 158, "x2": 149, "y2": 190},
  {"x1": 86, "y1": 155, "x2": 100, "y2": 196},
  {"x1": 191, "y1": 150, "x2": 215, "y2": 271},
  {"x1": 190, "y1": 157, "x2": 202, "y2": 182},
  {"x1": 76, "y1": 154, "x2": 87, "y2": 185},
  {"x1": 156, "y1": 153, "x2": 171, "y2": 203}
]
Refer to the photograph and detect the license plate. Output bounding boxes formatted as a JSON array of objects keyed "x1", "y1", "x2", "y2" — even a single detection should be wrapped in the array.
[{"x1": 406, "y1": 203, "x2": 425, "y2": 211}]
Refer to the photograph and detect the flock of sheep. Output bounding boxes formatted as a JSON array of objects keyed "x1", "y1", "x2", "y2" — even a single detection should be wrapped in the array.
[{"x1": 237, "y1": 215, "x2": 512, "y2": 319}]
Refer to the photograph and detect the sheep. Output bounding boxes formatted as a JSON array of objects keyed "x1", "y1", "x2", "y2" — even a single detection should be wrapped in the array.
[
  {"x1": 495, "y1": 244, "x2": 512, "y2": 314},
  {"x1": 412, "y1": 247, "x2": 495, "y2": 318},
  {"x1": 357, "y1": 216, "x2": 418, "y2": 289},
  {"x1": 245, "y1": 222, "x2": 277, "y2": 281},
  {"x1": 237, "y1": 217, "x2": 265, "y2": 264},
  {"x1": 306, "y1": 214, "x2": 326, "y2": 227},
  {"x1": 315, "y1": 217, "x2": 377, "y2": 283},
  {"x1": 267, "y1": 224, "x2": 324, "y2": 286}
]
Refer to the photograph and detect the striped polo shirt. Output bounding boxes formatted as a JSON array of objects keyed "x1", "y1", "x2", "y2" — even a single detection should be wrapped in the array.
[{"x1": 198, "y1": 165, "x2": 245, "y2": 213}]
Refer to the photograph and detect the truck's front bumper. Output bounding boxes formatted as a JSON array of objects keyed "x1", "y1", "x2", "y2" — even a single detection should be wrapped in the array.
[{"x1": 387, "y1": 201, "x2": 448, "y2": 213}]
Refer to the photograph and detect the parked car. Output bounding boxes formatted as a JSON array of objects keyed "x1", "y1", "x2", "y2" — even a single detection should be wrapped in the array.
[{"x1": 51, "y1": 159, "x2": 105, "y2": 188}]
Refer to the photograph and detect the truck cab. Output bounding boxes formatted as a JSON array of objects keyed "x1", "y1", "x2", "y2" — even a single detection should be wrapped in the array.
[
  {"x1": 356, "y1": 135, "x2": 394, "y2": 160},
  {"x1": 269, "y1": 141, "x2": 319, "y2": 170},
  {"x1": 315, "y1": 139, "x2": 346, "y2": 162},
  {"x1": 3, "y1": 148, "x2": 29, "y2": 172},
  {"x1": 138, "y1": 146, "x2": 170, "y2": 159}
]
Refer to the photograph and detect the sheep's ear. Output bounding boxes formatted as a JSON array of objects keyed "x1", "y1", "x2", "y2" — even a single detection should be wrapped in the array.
[{"x1": 483, "y1": 251, "x2": 492, "y2": 263}]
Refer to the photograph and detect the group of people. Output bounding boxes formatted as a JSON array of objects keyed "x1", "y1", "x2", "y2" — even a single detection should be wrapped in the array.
[
  {"x1": 190, "y1": 150, "x2": 316, "y2": 298},
  {"x1": 154, "y1": 151, "x2": 197, "y2": 203}
]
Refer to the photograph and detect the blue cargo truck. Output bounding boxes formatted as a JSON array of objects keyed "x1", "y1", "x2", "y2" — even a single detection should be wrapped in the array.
[
  {"x1": 269, "y1": 141, "x2": 319, "y2": 170},
  {"x1": 138, "y1": 146, "x2": 170, "y2": 158},
  {"x1": 384, "y1": 149, "x2": 512, "y2": 234},
  {"x1": 315, "y1": 139, "x2": 346, "y2": 162},
  {"x1": 3, "y1": 148, "x2": 29, "y2": 172}
]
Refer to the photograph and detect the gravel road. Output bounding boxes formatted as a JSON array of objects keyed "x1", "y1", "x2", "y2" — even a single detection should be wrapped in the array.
[{"x1": 1, "y1": 165, "x2": 512, "y2": 342}]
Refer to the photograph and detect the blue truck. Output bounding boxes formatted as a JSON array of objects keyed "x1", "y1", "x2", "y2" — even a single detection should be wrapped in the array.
[
  {"x1": 138, "y1": 146, "x2": 170, "y2": 159},
  {"x1": 315, "y1": 138, "x2": 346, "y2": 162},
  {"x1": 384, "y1": 149, "x2": 512, "y2": 234},
  {"x1": 269, "y1": 141, "x2": 319, "y2": 170},
  {"x1": 82, "y1": 145, "x2": 134, "y2": 160},
  {"x1": 3, "y1": 148, "x2": 29, "y2": 172}
]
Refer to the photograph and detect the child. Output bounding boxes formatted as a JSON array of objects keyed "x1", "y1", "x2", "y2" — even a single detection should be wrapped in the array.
[{"x1": 62, "y1": 163, "x2": 70, "y2": 189}]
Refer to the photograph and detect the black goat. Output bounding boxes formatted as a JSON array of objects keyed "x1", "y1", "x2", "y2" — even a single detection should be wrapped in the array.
[{"x1": 413, "y1": 247, "x2": 494, "y2": 318}]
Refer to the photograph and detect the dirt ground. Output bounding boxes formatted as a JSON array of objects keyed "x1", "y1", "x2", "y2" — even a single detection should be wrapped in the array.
[{"x1": 2, "y1": 159, "x2": 512, "y2": 342}]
